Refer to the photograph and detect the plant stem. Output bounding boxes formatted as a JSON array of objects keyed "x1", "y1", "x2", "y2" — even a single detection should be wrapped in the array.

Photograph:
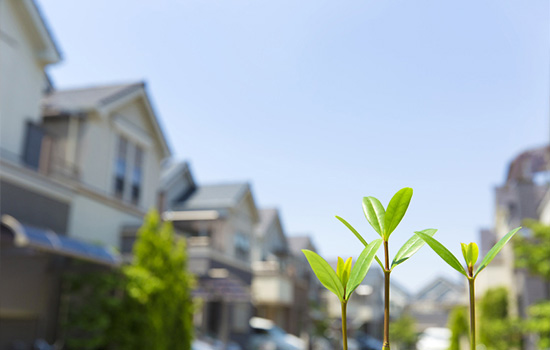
[
  {"x1": 468, "y1": 278, "x2": 476, "y2": 350},
  {"x1": 341, "y1": 301, "x2": 348, "y2": 350},
  {"x1": 383, "y1": 240, "x2": 390, "y2": 350}
]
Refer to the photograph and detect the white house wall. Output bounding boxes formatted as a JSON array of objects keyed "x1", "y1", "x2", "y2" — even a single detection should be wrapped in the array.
[
  {"x1": 75, "y1": 104, "x2": 162, "y2": 212},
  {"x1": 252, "y1": 275, "x2": 293, "y2": 305},
  {"x1": 225, "y1": 199, "x2": 257, "y2": 262},
  {"x1": 0, "y1": 0, "x2": 49, "y2": 157},
  {"x1": 77, "y1": 112, "x2": 114, "y2": 191},
  {"x1": 68, "y1": 194, "x2": 142, "y2": 248}
]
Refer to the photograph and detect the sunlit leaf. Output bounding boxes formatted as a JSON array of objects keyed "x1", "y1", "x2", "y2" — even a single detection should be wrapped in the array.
[
  {"x1": 303, "y1": 249, "x2": 344, "y2": 301},
  {"x1": 384, "y1": 188, "x2": 413, "y2": 238},
  {"x1": 474, "y1": 227, "x2": 521, "y2": 278},
  {"x1": 392, "y1": 228, "x2": 437, "y2": 268},
  {"x1": 362, "y1": 197, "x2": 385, "y2": 237},
  {"x1": 415, "y1": 231, "x2": 467, "y2": 277},
  {"x1": 342, "y1": 257, "x2": 352, "y2": 286},
  {"x1": 461, "y1": 242, "x2": 479, "y2": 268},
  {"x1": 335, "y1": 215, "x2": 384, "y2": 269},
  {"x1": 346, "y1": 239, "x2": 383, "y2": 299},
  {"x1": 337, "y1": 257, "x2": 352, "y2": 286},
  {"x1": 337, "y1": 257, "x2": 345, "y2": 280}
]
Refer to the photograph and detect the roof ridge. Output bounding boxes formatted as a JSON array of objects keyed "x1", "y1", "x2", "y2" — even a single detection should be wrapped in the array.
[
  {"x1": 49, "y1": 81, "x2": 143, "y2": 94},
  {"x1": 99, "y1": 83, "x2": 144, "y2": 106}
]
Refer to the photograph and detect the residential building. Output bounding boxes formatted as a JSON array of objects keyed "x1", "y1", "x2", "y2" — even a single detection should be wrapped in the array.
[
  {"x1": 0, "y1": 1, "x2": 171, "y2": 347},
  {"x1": 41, "y1": 81, "x2": 170, "y2": 247},
  {"x1": 162, "y1": 176, "x2": 259, "y2": 348},
  {"x1": 251, "y1": 209, "x2": 294, "y2": 332},
  {"x1": 287, "y1": 236, "x2": 324, "y2": 339},
  {"x1": 409, "y1": 276, "x2": 466, "y2": 332},
  {"x1": 478, "y1": 144, "x2": 550, "y2": 350}
]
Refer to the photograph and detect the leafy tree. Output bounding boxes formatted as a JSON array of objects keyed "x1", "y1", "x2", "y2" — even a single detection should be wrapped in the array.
[
  {"x1": 448, "y1": 306, "x2": 468, "y2": 350},
  {"x1": 62, "y1": 210, "x2": 195, "y2": 350},
  {"x1": 389, "y1": 313, "x2": 417, "y2": 350},
  {"x1": 113, "y1": 210, "x2": 195, "y2": 350},
  {"x1": 514, "y1": 219, "x2": 550, "y2": 348},
  {"x1": 478, "y1": 287, "x2": 521, "y2": 350},
  {"x1": 514, "y1": 219, "x2": 550, "y2": 292}
]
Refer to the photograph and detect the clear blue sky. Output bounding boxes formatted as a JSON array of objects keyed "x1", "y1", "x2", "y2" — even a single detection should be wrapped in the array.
[{"x1": 40, "y1": 0, "x2": 549, "y2": 292}]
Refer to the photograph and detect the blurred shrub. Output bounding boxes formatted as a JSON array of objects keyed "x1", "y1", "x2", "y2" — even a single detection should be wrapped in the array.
[
  {"x1": 62, "y1": 264, "x2": 122, "y2": 349},
  {"x1": 515, "y1": 219, "x2": 550, "y2": 349},
  {"x1": 478, "y1": 287, "x2": 521, "y2": 350},
  {"x1": 389, "y1": 313, "x2": 417, "y2": 350},
  {"x1": 448, "y1": 305, "x2": 468, "y2": 350},
  {"x1": 514, "y1": 219, "x2": 550, "y2": 282},
  {"x1": 525, "y1": 300, "x2": 550, "y2": 349}
]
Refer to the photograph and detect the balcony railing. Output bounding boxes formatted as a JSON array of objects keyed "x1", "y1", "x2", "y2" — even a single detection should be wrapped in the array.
[
  {"x1": 1, "y1": 123, "x2": 79, "y2": 181},
  {"x1": 1, "y1": 145, "x2": 78, "y2": 180}
]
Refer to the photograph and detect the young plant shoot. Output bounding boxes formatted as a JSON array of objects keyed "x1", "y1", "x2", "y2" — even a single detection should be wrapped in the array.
[
  {"x1": 336, "y1": 187, "x2": 436, "y2": 350},
  {"x1": 303, "y1": 239, "x2": 382, "y2": 350},
  {"x1": 415, "y1": 227, "x2": 522, "y2": 350}
]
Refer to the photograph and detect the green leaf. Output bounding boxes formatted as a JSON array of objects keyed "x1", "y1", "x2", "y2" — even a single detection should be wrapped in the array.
[
  {"x1": 474, "y1": 227, "x2": 521, "y2": 278},
  {"x1": 335, "y1": 216, "x2": 385, "y2": 269},
  {"x1": 362, "y1": 197, "x2": 385, "y2": 237},
  {"x1": 461, "y1": 242, "x2": 479, "y2": 268},
  {"x1": 342, "y1": 257, "x2": 352, "y2": 285},
  {"x1": 415, "y1": 231, "x2": 467, "y2": 277},
  {"x1": 337, "y1": 257, "x2": 345, "y2": 280},
  {"x1": 346, "y1": 239, "x2": 383, "y2": 299},
  {"x1": 384, "y1": 187, "x2": 413, "y2": 238},
  {"x1": 392, "y1": 228, "x2": 437, "y2": 268},
  {"x1": 302, "y1": 249, "x2": 344, "y2": 301},
  {"x1": 336, "y1": 257, "x2": 352, "y2": 286}
]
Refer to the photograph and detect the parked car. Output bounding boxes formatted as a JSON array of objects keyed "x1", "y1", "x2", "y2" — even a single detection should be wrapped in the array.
[
  {"x1": 248, "y1": 317, "x2": 306, "y2": 350},
  {"x1": 416, "y1": 327, "x2": 451, "y2": 350}
]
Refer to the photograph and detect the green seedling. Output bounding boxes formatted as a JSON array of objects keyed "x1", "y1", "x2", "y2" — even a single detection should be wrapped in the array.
[
  {"x1": 336, "y1": 187, "x2": 436, "y2": 350},
  {"x1": 303, "y1": 239, "x2": 382, "y2": 350},
  {"x1": 415, "y1": 227, "x2": 521, "y2": 350}
]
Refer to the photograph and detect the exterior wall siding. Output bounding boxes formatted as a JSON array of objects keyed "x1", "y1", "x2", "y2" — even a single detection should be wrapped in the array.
[
  {"x1": 68, "y1": 194, "x2": 143, "y2": 248},
  {"x1": 0, "y1": 0, "x2": 48, "y2": 157}
]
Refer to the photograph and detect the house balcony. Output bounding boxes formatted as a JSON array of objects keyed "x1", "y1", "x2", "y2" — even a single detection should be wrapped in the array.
[
  {"x1": 252, "y1": 260, "x2": 294, "y2": 306},
  {"x1": 0, "y1": 124, "x2": 79, "y2": 181}
]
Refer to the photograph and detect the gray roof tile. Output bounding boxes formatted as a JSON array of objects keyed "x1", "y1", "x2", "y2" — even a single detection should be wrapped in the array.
[
  {"x1": 42, "y1": 82, "x2": 143, "y2": 115},
  {"x1": 173, "y1": 183, "x2": 250, "y2": 211}
]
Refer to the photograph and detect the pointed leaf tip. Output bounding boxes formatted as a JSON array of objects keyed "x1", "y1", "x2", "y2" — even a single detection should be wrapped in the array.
[
  {"x1": 362, "y1": 197, "x2": 385, "y2": 237},
  {"x1": 302, "y1": 249, "x2": 344, "y2": 301},
  {"x1": 474, "y1": 227, "x2": 521, "y2": 278},
  {"x1": 335, "y1": 215, "x2": 385, "y2": 270},
  {"x1": 392, "y1": 228, "x2": 437, "y2": 268},
  {"x1": 415, "y1": 231, "x2": 467, "y2": 277},
  {"x1": 384, "y1": 188, "x2": 413, "y2": 239},
  {"x1": 346, "y1": 239, "x2": 382, "y2": 299}
]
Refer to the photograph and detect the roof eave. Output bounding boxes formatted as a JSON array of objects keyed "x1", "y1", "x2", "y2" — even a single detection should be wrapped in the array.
[{"x1": 26, "y1": 0, "x2": 62, "y2": 65}]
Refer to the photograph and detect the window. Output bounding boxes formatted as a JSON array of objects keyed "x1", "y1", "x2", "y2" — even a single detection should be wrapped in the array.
[
  {"x1": 131, "y1": 146, "x2": 144, "y2": 205},
  {"x1": 234, "y1": 232, "x2": 250, "y2": 261},
  {"x1": 22, "y1": 122, "x2": 45, "y2": 170},
  {"x1": 113, "y1": 135, "x2": 146, "y2": 206},
  {"x1": 114, "y1": 136, "x2": 128, "y2": 199}
]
